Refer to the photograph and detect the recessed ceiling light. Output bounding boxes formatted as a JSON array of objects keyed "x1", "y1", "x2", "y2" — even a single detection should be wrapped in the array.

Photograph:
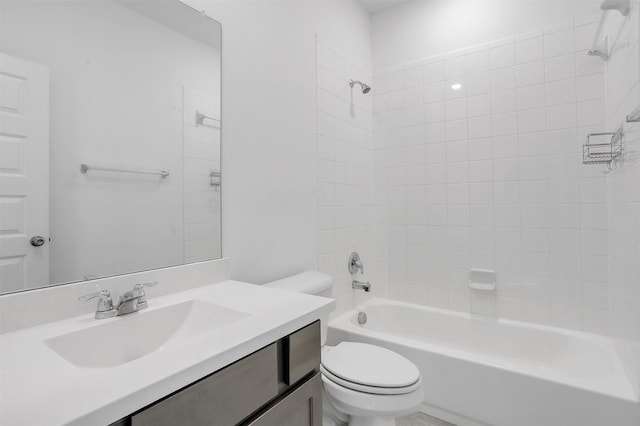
[{"x1": 451, "y1": 83, "x2": 462, "y2": 90}]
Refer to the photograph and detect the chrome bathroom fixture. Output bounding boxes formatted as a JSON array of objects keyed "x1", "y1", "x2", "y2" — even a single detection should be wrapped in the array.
[
  {"x1": 588, "y1": 0, "x2": 630, "y2": 60},
  {"x1": 80, "y1": 163, "x2": 170, "y2": 179},
  {"x1": 116, "y1": 282, "x2": 158, "y2": 315},
  {"x1": 195, "y1": 110, "x2": 220, "y2": 127},
  {"x1": 583, "y1": 128, "x2": 624, "y2": 173},
  {"x1": 349, "y1": 79, "x2": 371, "y2": 94},
  {"x1": 79, "y1": 282, "x2": 158, "y2": 319},
  {"x1": 357, "y1": 311, "x2": 368, "y2": 325},
  {"x1": 79, "y1": 289, "x2": 116, "y2": 319},
  {"x1": 627, "y1": 105, "x2": 640, "y2": 123},
  {"x1": 352, "y1": 280, "x2": 371, "y2": 292},
  {"x1": 348, "y1": 251, "x2": 364, "y2": 274}
]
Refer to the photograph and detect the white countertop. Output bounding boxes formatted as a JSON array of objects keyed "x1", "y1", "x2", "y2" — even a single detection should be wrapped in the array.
[{"x1": 0, "y1": 280, "x2": 334, "y2": 426}]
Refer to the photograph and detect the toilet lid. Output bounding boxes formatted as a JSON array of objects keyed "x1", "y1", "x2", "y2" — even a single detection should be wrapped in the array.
[{"x1": 321, "y1": 342, "x2": 420, "y2": 389}]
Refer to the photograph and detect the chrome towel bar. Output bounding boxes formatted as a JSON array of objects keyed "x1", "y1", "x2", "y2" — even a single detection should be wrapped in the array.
[
  {"x1": 80, "y1": 163, "x2": 170, "y2": 179},
  {"x1": 196, "y1": 111, "x2": 220, "y2": 126}
]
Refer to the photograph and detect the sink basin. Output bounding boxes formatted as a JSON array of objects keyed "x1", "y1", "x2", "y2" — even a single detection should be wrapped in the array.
[{"x1": 45, "y1": 300, "x2": 249, "y2": 368}]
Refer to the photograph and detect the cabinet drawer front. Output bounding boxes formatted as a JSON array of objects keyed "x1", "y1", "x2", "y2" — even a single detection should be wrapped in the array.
[
  {"x1": 245, "y1": 372, "x2": 322, "y2": 426},
  {"x1": 132, "y1": 344, "x2": 278, "y2": 426},
  {"x1": 285, "y1": 321, "x2": 320, "y2": 385}
]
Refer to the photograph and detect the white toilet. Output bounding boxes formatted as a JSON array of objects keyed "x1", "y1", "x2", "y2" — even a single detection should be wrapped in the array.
[{"x1": 265, "y1": 271, "x2": 424, "y2": 426}]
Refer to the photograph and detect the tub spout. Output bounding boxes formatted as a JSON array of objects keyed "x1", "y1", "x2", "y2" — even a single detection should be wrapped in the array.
[{"x1": 352, "y1": 280, "x2": 371, "y2": 292}]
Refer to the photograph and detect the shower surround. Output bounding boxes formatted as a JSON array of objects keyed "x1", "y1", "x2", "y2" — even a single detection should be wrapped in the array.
[{"x1": 371, "y1": 16, "x2": 612, "y2": 334}]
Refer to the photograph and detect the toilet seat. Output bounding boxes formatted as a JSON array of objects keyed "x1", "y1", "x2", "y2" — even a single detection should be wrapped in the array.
[{"x1": 321, "y1": 342, "x2": 421, "y2": 395}]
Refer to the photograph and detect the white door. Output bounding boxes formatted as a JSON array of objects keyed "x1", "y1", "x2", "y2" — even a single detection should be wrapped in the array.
[{"x1": 0, "y1": 53, "x2": 49, "y2": 293}]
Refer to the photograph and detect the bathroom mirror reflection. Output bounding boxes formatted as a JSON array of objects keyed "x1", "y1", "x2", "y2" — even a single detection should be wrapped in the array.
[{"x1": 0, "y1": 0, "x2": 222, "y2": 294}]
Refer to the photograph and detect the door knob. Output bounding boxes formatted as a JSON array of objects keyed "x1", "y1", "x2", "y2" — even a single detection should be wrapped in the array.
[{"x1": 30, "y1": 236, "x2": 46, "y2": 247}]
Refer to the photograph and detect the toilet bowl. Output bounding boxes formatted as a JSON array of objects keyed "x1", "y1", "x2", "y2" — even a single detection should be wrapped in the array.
[{"x1": 264, "y1": 271, "x2": 423, "y2": 426}]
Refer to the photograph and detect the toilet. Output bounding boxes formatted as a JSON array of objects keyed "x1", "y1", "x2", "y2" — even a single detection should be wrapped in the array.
[{"x1": 265, "y1": 271, "x2": 424, "y2": 426}]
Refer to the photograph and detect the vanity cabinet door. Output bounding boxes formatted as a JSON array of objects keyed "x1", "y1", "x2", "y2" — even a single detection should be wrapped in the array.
[
  {"x1": 244, "y1": 372, "x2": 322, "y2": 426},
  {"x1": 131, "y1": 343, "x2": 278, "y2": 426}
]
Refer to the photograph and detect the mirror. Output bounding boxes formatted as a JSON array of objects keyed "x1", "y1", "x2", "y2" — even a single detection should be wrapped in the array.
[{"x1": 0, "y1": 0, "x2": 222, "y2": 294}]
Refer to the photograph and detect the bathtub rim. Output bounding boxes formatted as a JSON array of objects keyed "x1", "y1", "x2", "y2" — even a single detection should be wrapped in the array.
[{"x1": 329, "y1": 297, "x2": 639, "y2": 404}]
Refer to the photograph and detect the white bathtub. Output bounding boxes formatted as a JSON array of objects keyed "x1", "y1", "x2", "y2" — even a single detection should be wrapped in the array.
[{"x1": 327, "y1": 298, "x2": 640, "y2": 426}]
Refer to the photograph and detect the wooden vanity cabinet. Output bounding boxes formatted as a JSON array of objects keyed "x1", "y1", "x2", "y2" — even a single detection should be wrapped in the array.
[{"x1": 109, "y1": 321, "x2": 322, "y2": 426}]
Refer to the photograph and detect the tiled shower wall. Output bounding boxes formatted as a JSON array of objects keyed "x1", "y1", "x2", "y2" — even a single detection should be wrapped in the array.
[
  {"x1": 316, "y1": 39, "x2": 377, "y2": 318},
  {"x1": 372, "y1": 17, "x2": 612, "y2": 333},
  {"x1": 604, "y1": 1, "x2": 640, "y2": 393}
]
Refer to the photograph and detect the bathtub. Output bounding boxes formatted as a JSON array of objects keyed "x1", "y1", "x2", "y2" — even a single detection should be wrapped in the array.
[{"x1": 327, "y1": 298, "x2": 640, "y2": 426}]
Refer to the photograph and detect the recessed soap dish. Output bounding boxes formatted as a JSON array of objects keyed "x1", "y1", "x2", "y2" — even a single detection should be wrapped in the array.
[{"x1": 469, "y1": 269, "x2": 496, "y2": 292}]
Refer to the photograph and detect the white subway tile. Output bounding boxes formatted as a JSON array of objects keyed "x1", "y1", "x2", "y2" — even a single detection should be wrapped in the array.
[
  {"x1": 467, "y1": 72, "x2": 492, "y2": 96},
  {"x1": 518, "y1": 108, "x2": 546, "y2": 133},
  {"x1": 492, "y1": 112, "x2": 519, "y2": 136},
  {"x1": 446, "y1": 119, "x2": 468, "y2": 141},
  {"x1": 551, "y1": 302, "x2": 582, "y2": 330},
  {"x1": 423, "y1": 60, "x2": 445, "y2": 83},
  {"x1": 470, "y1": 205, "x2": 494, "y2": 227},
  {"x1": 469, "y1": 137, "x2": 493, "y2": 161},
  {"x1": 546, "y1": 103, "x2": 577, "y2": 130},
  {"x1": 425, "y1": 102, "x2": 445, "y2": 123},
  {"x1": 518, "y1": 132, "x2": 547, "y2": 157},
  {"x1": 544, "y1": 28, "x2": 575, "y2": 58},
  {"x1": 517, "y1": 36, "x2": 544, "y2": 64},
  {"x1": 469, "y1": 182, "x2": 494, "y2": 204},
  {"x1": 545, "y1": 54, "x2": 576, "y2": 82},
  {"x1": 492, "y1": 135, "x2": 519, "y2": 158},
  {"x1": 491, "y1": 67, "x2": 517, "y2": 91},
  {"x1": 466, "y1": 49, "x2": 491, "y2": 74},
  {"x1": 404, "y1": 86, "x2": 424, "y2": 107},
  {"x1": 545, "y1": 78, "x2": 577, "y2": 106},
  {"x1": 492, "y1": 89, "x2": 518, "y2": 114},
  {"x1": 445, "y1": 55, "x2": 466, "y2": 79},
  {"x1": 516, "y1": 61, "x2": 545, "y2": 87},
  {"x1": 517, "y1": 85, "x2": 546, "y2": 110},
  {"x1": 387, "y1": 70, "x2": 404, "y2": 92},
  {"x1": 405, "y1": 105, "x2": 425, "y2": 126},
  {"x1": 576, "y1": 73, "x2": 604, "y2": 101},
  {"x1": 491, "y1": 42, "x2": 516, "y2": 69},
  {"x1": 468, "y1": 94, "x2": 491, "y2": 117},
  {"x1": 468, "y1": 116, "x2": 492, "y2": 139},
  {"x1": 404, "y1": 66, "x2": 424, "y2": 88},
  {"x1": 424, "y1": 81, "x2": 446, "y2": 103},
  {"x1": 577, "y1": 99, "x2": 605, "y2": 126},
  {"x1": 445, "y1": 98, "x2": 468, "y2": 120}
]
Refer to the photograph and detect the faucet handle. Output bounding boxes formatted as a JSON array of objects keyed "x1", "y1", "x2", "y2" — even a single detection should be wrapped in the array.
[
  {"x1": 133, "y1": 281, "x2": 158, "y2": 310},
  {"x1": 79, "y1": 290, "x2": 116, "y2": 319},
  {"x1": 133, "y1": 281, "x2": 158, "y2": 290}
]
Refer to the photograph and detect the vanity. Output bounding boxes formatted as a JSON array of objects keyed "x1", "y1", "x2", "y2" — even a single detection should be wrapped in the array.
[{"x1": 0, "y1": 275, "x2": 334, "y2": 425}]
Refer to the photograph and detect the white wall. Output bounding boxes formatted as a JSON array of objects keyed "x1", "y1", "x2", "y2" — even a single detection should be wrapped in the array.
[
  {"x1": 1, "y1": 1, "x2": 220, "y2": 287},
  {"x1": 604, "y1": 0, "x2": 640, "y2": 397},
  {"x1": 185, "y1": 0, "x2": 372, "y2": 284},
  {"x1": 372, "y1": 0, "x2": 600, "y2": 70}
]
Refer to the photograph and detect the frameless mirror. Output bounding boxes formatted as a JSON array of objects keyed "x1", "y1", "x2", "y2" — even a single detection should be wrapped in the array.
[{"x1": 0, "y1": 0, "x2": 222, "y2": 294}]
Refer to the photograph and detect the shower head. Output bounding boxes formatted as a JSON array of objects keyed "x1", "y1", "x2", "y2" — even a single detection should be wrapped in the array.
[{"x1": 349, "y1": 79, "x2": 372, "y2": 94}]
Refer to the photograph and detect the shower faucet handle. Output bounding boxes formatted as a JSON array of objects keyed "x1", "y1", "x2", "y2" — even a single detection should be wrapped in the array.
[{"x1": 348, "y1": 252, "x2": 364, "y2": 274}]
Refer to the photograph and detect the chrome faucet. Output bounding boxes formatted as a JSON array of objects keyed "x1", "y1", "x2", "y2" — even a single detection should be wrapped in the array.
[
  {"x1": 352, "y1": 280, "x2": 371, "y2": 292},
  {"x1": 79, "y1": 282, "x2": 158, "y2": 319},
  {"x1": 348, "y1": 252, "x2": 364, "y2": 274},
  {"x1": 116, "y1": 282, "x2": 157, "y2": 316},
  {"x1": 79, "y1": 289, "x2": 116, "y2": 319}
]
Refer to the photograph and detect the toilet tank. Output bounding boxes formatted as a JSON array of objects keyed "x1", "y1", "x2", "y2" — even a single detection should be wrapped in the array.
[{"x1": 264, "y1": 271, "x2": 334, "y2": 345}]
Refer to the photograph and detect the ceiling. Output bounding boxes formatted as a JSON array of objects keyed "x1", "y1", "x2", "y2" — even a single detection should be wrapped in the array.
[{"x1": 357, "y1": 0, "x2": 413, "y2": 14}]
